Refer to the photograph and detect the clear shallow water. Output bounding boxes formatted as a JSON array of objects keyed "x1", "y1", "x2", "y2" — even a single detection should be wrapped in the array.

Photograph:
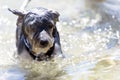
[{"x1": 0, "y1": 0, "x2": 120, "y2": 80}]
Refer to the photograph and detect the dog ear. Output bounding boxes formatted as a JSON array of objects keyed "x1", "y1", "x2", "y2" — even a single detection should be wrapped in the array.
[
  {"x1": 50, "y1": 10, "x2": 60, "y2": 22},
  {"x1": 8, "y1": 8, "x2": 26, "y2": 27},
  {"x1": 8, "y1": 8, "x2": 25, "y2": 17}
]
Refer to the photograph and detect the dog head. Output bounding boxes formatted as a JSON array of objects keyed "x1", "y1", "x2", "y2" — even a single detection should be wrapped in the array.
[{"x1": 9, "y1": 7, "x2": 60, "y2": 55}]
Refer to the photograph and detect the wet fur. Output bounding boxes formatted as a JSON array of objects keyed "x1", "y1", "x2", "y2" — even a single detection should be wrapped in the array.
[{"x1": 9, "y1": 7, "x2": 63, "y2": 61}]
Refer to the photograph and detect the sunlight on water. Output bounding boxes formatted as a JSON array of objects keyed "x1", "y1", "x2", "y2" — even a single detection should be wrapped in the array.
[
  {"x1": 19, "y1": 59, "x2": 67, "y2": 80},
  {"x1": 0, "y1": 0, "x2": 120, "y2": 80}
]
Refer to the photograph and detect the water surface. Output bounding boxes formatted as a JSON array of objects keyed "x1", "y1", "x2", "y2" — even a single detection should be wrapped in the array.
[{"x1": 0, "y1": 0, "x2": 120, "y2": 80}]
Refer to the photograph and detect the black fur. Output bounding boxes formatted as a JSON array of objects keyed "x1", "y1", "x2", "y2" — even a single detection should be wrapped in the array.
[{"x1": 9, "y1": 7, "x2": 63, "y2": 61}]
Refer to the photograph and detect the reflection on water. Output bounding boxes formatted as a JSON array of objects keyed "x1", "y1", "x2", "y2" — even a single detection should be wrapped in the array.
[{"x1": 0, "y1": 0, "x2": 120, "y2": 80}]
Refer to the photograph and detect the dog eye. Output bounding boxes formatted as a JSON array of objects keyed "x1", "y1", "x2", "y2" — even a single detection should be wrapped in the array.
[
  {"x1": 48, "y1": 25, "x2": 53, "y2": 29},
  {"x1": 48, "y1": 24, "x2": 53, "y2": 29},
  {"x1": 29, "y1": 25, "x2": 36, "y2": 32}
]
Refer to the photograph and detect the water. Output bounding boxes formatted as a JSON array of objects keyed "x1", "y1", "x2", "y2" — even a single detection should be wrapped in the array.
[{"x1": 0, "y1": 0, "x2": 120, "y2": 80}]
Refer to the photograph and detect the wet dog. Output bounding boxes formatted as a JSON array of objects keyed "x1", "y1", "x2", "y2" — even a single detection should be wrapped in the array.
[{"x1": 9, "y1": 7, "x2": 63, "y2": 61}]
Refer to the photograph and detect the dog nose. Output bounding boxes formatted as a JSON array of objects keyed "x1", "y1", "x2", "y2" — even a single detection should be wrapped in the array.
[{"x1": 40, "y1": 39, "x2": 48, "y2": 47}]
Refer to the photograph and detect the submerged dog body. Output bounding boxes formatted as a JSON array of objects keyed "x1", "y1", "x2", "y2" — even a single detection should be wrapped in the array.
[{"x1": 9, "y1": 7, "x2": 63, "y2": 61}]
